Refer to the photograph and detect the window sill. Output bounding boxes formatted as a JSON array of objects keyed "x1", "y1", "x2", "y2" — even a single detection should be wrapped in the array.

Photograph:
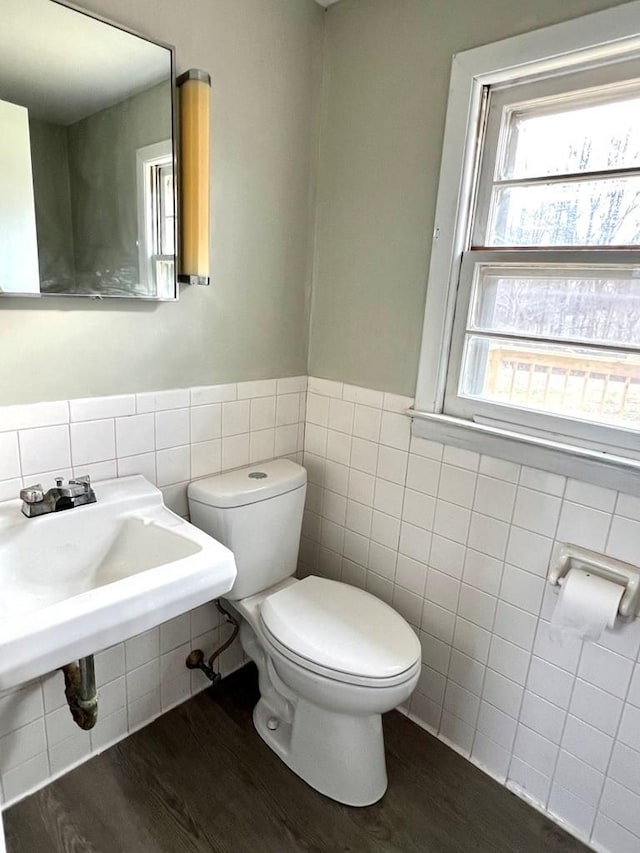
[{"x1": 410, "y1": 409, "x2": 640, "y2": 497}]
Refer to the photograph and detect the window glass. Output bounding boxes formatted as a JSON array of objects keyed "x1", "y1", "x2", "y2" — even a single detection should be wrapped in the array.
[
  {"x1": 471, "y1": 266, "x2": 640, "y2": 348},
  {"x1": 486, "y1": 177, "x2": 640, "y2": 246},
  {"x1": 498, "y1": 88, "x2": 640, "y2": 180},
  {"x1": 460, "y1": 335, "x2": 640, "y2": 428}
]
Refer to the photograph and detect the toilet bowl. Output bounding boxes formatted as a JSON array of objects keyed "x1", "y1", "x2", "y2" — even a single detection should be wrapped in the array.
[{"x1": 188, "y1": 459, "x2": 421, "y2": 806}]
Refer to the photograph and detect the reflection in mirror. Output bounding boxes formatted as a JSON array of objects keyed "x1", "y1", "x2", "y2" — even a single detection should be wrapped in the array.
[
  {"x1": 0, "y1": 100, "x2": 40, "y2": 294},
  {"x1": 0, "y1": 0, "x2": 176, "y2": 299}
]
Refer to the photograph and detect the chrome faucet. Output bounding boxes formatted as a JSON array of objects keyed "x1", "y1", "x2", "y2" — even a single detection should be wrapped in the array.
[{"x1": 20, "y1": 475, "x2": 97, "y2": 518}]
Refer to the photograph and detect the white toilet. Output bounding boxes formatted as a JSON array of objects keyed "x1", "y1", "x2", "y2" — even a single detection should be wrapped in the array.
[{"x1": 188, "y1": 458, "x2": 421, "y2": 806}]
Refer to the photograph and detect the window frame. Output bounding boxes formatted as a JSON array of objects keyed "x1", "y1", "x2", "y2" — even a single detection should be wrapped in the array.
[
  {"x1": 472, "y1": 58, "x2": 640, "y2": 248},
  {"x1": 444, "y1": 249, "x2": 640, "y2": 457},
  {"x1": 136, "y1": 139, "x2": 175, "y2": 298},
  {"x1": 413, "y1": 0, "x2": 640, "y2": 495}
]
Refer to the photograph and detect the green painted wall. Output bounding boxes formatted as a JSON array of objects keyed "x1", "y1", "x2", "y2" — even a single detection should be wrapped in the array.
[
  {"x1": 68, "y1": 82, "x2": 170, "y2": 293},
  {"x1": 0, "y1": 0, "x2": 323, "y2": 404},
  {"x1": 3, "y1": 0, "x2": 628, "y2": 405},
  {"x1": 308, "y1": 0, "x2": 630, "y2": 397},
  {"x1": 30, "y1": 84, "x2": 170, "y2": 296}
]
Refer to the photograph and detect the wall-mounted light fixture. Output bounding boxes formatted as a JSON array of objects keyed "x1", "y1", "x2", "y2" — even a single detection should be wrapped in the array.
[{"x1": 177, "y1": 69, "x2": 211, "y2": 286}]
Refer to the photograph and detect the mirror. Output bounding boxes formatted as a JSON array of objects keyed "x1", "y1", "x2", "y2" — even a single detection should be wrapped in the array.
[{"x1": 0, "y1": 0, "x2": 177, "y2": 300}]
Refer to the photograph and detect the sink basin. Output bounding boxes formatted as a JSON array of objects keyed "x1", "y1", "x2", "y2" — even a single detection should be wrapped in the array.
[{"x1": 0, "y1": 475, "x2": 237, "y2": 690}]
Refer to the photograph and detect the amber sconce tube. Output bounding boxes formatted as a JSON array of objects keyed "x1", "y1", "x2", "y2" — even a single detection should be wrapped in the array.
[{"x1": 177, "y1": 69, "x2": 211, "y2": 285}]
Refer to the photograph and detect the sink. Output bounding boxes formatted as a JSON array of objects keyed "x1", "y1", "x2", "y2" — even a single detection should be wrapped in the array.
[{"x1": 0, "y1": 475, "x2": 237, "y2": 690}]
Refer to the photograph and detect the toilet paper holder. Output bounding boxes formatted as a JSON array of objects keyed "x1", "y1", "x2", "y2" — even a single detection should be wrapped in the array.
[{"x1": 549, "y1": 544, "x2": 640, "y2": 620}]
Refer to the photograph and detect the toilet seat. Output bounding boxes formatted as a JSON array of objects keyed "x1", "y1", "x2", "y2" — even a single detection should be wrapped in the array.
[{"x1": 259, "y1": 576, "x2": 421, "y2": 688}]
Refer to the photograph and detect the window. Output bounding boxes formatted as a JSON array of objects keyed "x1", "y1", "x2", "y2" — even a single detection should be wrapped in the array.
[
  {"x1": 415, "y1": 2, "x2": 640, "y2": 486},
  {"x1": 136, "y1": 140, "x2": 175, "y2": 298}
]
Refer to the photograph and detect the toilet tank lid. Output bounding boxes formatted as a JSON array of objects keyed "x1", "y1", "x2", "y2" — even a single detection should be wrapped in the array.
[{"x1": 188, "y1": 459, "x2": 307, "y2": 508}]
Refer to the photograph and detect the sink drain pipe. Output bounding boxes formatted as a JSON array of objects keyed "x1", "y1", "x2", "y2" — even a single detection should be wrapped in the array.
[
  {"x1": 61, "y1": 655, "x2": 98, "y2": 730},
  {"x1": 186, "y1": 600, "x2": 239, "y2": 686}
]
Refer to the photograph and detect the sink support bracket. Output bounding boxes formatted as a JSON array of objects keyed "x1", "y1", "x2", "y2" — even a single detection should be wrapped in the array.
[{"x1": 61, "y1": 655, "x2": 98, "y2": 730}]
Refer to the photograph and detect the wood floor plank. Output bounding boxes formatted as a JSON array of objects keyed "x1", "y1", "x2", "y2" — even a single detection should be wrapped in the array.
[
  {"x1": 177, "y1": 697, "x2": 380, "y2": 853},
  {"x1": 5, "y1": 665, "x2": 590, "y2": 853}
]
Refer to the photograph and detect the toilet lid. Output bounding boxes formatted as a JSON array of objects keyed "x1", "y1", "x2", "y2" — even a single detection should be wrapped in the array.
[{"x1": 260, "y1": 576, "x2": 421, "y2": 679}]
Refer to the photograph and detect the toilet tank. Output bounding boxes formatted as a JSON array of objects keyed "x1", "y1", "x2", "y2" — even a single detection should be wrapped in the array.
[{"x1": 187, "y1": 459, "x2": 307, "y2": 601}]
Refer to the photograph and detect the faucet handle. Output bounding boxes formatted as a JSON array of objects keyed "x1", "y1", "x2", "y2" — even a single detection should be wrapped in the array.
[
  {"x1": 20, "y1": 484, "x2": 44, "y2": 504},
  {"x1": 69, "y1": 475, "x2": 91, "y2": 493},
  {"x1": 67, "y1": 475, "x2": 96, "y2": 503},
  {"x1": 69, "y1": 475, "x2": 91, "y2": 486}
]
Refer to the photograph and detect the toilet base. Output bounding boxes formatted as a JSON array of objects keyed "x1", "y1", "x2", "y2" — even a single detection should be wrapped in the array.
[
  {"x1": 253, "y1": 694, "x2": 388, "y2": 807},
  {"x1": 232, "y1": 592, "x2": 419, "y2": 807}
]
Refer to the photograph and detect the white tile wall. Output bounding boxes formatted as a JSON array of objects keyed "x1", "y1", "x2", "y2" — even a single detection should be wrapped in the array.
[
  {"x1": 0, "y1": 377, "x2": 306, "y2": 808},
  {"x1": 3, "y1": 372, "x2": 639, "y2": 853},
  {"x1": 301, "y1": 377, "x2": 640, "y2": 853}
]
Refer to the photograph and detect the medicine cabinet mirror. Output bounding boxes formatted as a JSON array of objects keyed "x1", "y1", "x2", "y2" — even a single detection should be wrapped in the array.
[{"x1": 0, "y1": 0, "x2": 177, "y2": 300}]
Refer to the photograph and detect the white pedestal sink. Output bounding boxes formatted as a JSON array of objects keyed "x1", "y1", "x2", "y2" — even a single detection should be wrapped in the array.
[{"x1": 0, "y1": 475, "x2": 237, "y2": 691}]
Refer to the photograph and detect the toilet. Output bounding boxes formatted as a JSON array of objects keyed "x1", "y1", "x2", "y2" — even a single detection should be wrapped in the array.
[{"x1": 188, "y1": 459, "x2": 421, "y2": 806}]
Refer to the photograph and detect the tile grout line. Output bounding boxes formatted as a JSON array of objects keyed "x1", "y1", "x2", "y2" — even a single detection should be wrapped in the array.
[
  {"x1": 470, "y1": 455, "x2": 521, "y2": 773},
  {"x1": 589, "y1": 579, "x2": 640, "y2": 845},
  {"x1": 517, "y1": 473, "x2": 570, "y2": 816},
  {"x1": 442, "y1": 453, "x2": 482, "y2": 751}
]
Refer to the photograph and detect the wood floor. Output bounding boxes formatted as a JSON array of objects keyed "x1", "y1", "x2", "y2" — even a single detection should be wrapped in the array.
[{"x1": 5, "y1": 664, "x2": 589, "y2": 853}]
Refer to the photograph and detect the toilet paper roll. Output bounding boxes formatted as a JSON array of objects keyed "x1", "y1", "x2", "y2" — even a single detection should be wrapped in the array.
[{"x1": 550, "y1": 568, "x2": 624, "y2": 644}]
